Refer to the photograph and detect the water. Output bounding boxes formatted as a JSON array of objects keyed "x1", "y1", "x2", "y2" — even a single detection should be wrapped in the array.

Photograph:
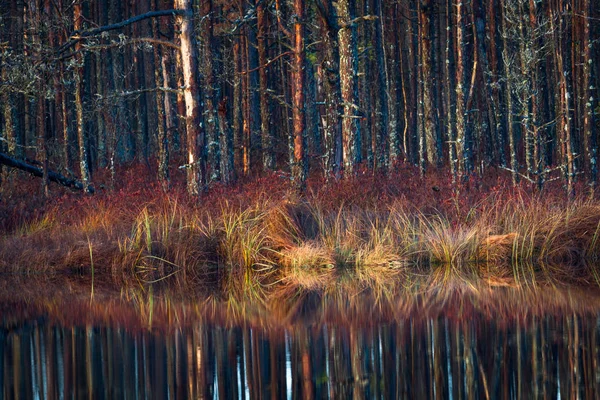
[{"x1": 1, "y1": 278, "x2": 600, "y2": 398}]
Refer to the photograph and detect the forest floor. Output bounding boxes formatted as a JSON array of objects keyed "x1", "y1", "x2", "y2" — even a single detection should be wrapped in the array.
[{"x1": 2, "y1": 161, "x2": 600, "y2": 306}]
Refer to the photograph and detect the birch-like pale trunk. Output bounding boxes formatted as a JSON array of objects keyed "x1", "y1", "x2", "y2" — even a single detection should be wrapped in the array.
[
  {"x1": 334, "y1": 0, "x2": 361, "y2": 173},
  {"x1": 176, "y1": 0, "x2": 205, "y2": 195}
]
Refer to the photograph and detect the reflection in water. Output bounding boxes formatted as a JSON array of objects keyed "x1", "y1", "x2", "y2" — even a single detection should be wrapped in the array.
[{"x1": 2, "y1": 314, "x2": 600, "y2": 399}]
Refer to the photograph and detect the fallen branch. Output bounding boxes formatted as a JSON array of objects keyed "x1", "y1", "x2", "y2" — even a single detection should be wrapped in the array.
[
  {"x1": 0, "y1": 152, "x2": 87, "y2": 191},
  {"x1": 57, "y1": 9, "x2": 185, "y2": 54}
]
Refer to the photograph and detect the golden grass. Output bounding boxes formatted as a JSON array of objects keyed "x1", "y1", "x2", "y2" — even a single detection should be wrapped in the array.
[{"x1": 3, "y1": 189, "x2": 600, "y2": 300}]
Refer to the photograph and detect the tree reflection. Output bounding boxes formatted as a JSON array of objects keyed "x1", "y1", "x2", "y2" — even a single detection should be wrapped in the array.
[{"x1": 2, "y1": 312, "x2": 600, "y2": 399}]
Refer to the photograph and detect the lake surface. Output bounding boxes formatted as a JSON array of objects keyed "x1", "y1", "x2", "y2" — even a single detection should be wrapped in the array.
[{"x1": 1, "y1": 277, "x2": 600, "y2": 399}]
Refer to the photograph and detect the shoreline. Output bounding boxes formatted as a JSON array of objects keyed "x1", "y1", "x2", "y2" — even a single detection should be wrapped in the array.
[{"x1": 2, "y1": 171, "x2": 600, "y2": 300}]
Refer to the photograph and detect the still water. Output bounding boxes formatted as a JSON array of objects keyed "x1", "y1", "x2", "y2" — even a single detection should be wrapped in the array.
[{"x1": 1, "y1": 281, "x2": 600, "y2": 398}]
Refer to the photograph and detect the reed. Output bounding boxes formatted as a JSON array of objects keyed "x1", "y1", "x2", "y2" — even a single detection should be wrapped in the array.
[{"x1": 3, "y1": 175, "x2": 600, "y2": 299}]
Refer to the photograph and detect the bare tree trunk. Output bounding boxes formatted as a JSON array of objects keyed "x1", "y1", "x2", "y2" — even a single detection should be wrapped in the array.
[
  {"x1": 419, "y1": 0, "x2": 439, "y2": 168},
  {"x1": 445, "y1": 0, "x2": 457, "y2": 181},
  {"x1": 292, "y1": 0, "x2": 307, "y2": 191},
  {"x1": 455, "y1": 0, "x2": 468, "y2": 177},
  {"x1": 550, "y1": 0, "x2": 575, "y2": 195},
  {"x1": 200, "y1": 0, "x2": 221, "y2": 182},
  {"x1": 176, "y1": 0, "x2": 205, "y2": 195},
  {"x1": 257, "y1": 0, "x2": 274, "y2": 171},
  {"x1": 174, "y1": 27, "x2": 187, "y2": 157},
  {"x1": 389, "y1": 3, "x2": 402, "y2": 165},
  {"x1": 582, "y1": 0, "x2": 597, "y2": 190},
  {"x1": 152, "y1": 0, "x2": 169, "y2": 189},
  {"x1": 218, "y1": 98, "x2": 235, "y2": 184},
  {"x1": 488, "y1": 0, "x2": 507, "y2": 167},
  {"x1": 73, "y1": 1, "x2": 92, "y2": 193},
  {"x1": 247, "y1": 0, "x2": 261, "y2": 172},
  {"x1": 316, "y1": 0, "x2": 344, "y2": 179},
  {"x1": 373, "y1": 0, "x2": 389, "y2": 171},
  {"x1": 361, "y1": 0, "x2": 374, "y2": 168},
  {"x1": 1, "y1": 69, "x2": 16, "y2": 156},
  {"x1": 335, "y1": 0, "x2": 361, "y2": 173},
  {"x1": 501, "y1": 0, "x2": 518, "y2": 185},
  {"x1": 232, "y1": 37, "x2": 243, "y2": 175},
  {"x1": 36, "y1": 94, "x2": 49, "y2": 197}
]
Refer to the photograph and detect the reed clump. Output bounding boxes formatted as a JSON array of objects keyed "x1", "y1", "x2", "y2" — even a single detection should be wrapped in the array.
[{"x1": 3, "y1": 179, "x2": 600, "y2": 296}]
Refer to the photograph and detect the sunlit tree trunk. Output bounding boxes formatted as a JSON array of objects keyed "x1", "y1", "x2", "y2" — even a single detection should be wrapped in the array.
[
  {"x1": 176, "y1": 0, "x2": 205, "y2": 195},
  {"x1": 292, "y1": 0, "x2": 307, "y2": 191},
  {"x1": 550, "y1": 0, "x2": 575, "y2": 195}
]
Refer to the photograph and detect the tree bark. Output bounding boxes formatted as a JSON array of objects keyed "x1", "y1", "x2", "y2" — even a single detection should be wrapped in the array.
[
  {"x1": 501, "y1": 0, "x2": 518, "y2": 185},
  {"x1": 73, "y1": 1, "x2": 93, "y2": 193},
  {"x1": 445, "y1": 0, "x2": 457, "y2": 181},
  {"x1": 176, "y1": 0, "x2": 205, "y2": 195},
  {"x1": 200, "y1": 0, "x2": 221, "y2": 182},
  {"x1": 419, "y1": 0, "x2": 440, "y2": 168},
  {"x1": 292, "y1": 0, "x2": 307, "y2": 191},
  {"x1": 0, "y1": 152, "x2": 87, "y2": 191},
  {"x1": 257, "y1": 0, "x2": 274, "y2": 171},
  {"x1": 152, "y1": 0, "x2": 169, "y2": 189},
  {"x1": 334, "y1": 0, "x2": 362, "y2": 173},
  {"x1": 316, "y1": 0, "x2": 343, "y2": 179},
  {"x1": 582, "y1": 0, "x2": 597, "y2": 189}
]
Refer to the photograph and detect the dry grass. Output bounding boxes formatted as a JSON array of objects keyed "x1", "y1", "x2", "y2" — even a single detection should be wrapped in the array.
[{"x1": 3, "y1": 172, "x2": 600, "y2": 302}]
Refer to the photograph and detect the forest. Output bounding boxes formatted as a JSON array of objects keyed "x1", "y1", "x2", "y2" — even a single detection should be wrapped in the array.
[
  {"x1": 2, "y1": 0, "x2": 600, "y2": 293},
  {"x1": 0, "y1": 0, "x2": 598, "y2": 195}
]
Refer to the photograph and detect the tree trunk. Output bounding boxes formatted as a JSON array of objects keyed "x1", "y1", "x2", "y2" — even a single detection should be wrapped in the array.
[
  {"x1": 247, "y1": 0, "x2": 261, "y2": 172},
  {"x1": 445, "y1": 0, "x2": 457, "y2": 181},
  {"x1": 152, "y1": 0, "x2": 169, "y2": 189},
  {"x1": 0, "y1": 152, "x2": 87, "y2": 191},
  {"x1": 176, "y1": 0, "x2": 205, "y2": 195},
  {"x1": 200, "y1": 0, "x2": 221, "y2": 182},
  {"x1": 334, "y1": 0, "x2": 361, "y2": 173},
  {"x1": 455, "y1": 0, "x2": 468, "y2": 177},
  {"x1": 74, "y1": 1, "x2": 92, "y2": 193},
  {"x1": 316, "y1": 0, "x2": 343, "y2": 179},
  {"x1": 419, "y1": 0, "x2": 439, "y2": 168},
  {"x1": 257, "y1": 0, "x2": 274, "y2": 171},
  {"x1": 501, "y1": 0, "x2": 518, "y2": 185},
  {"x1": 292, "y1": 0, "x2": 307, "y2": 191},
  {"x1": 1, "y1": 68, "x2": 17, "y2": 156},
  {"x1": 232, "y1": 36, "x2": 243, "y2": 175},
  {"x1": 218, "y1": 98, "x2": 235, "y2": 185},
  {"x1": 582, "y1": 0, "x2": 597, "y2": 189}
]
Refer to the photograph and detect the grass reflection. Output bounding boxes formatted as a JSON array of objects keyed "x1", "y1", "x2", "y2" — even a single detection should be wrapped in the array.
[{"x1": 2, "y1": 288, "x2": 600, "y2": 399}]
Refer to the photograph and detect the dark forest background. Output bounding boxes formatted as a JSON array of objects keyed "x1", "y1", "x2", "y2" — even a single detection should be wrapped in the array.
[{"x1": 1, "y1": 0, "x2": 599, "y2": 195}]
